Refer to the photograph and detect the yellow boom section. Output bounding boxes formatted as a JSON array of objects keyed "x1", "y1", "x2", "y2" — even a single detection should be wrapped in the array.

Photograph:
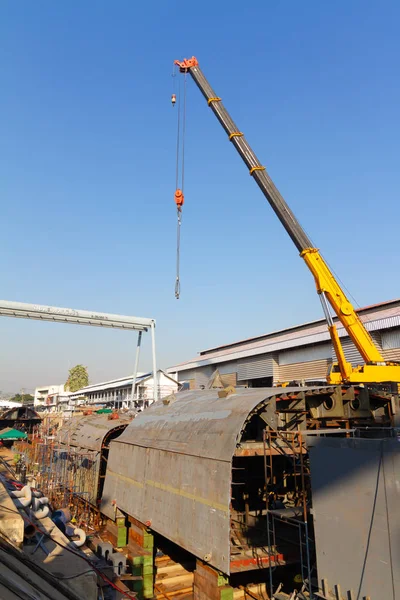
[
  {"x1": 302, "y1": 248, "x2": 400, "y2": 383},
  {"x1": 301, "y1": 248, "x2": 384, "y2": 364}
]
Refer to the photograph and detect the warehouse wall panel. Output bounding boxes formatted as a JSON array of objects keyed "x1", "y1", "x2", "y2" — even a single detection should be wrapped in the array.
[
  {"x1": 331, "y1": 332, "x2": 382, "y2": 367},
  {"x1": 279, "y1": 343, "x2": 331, "y2": 366},
  {"x1": 217, "y1": 361, "x2": 238, "y2": 375},
  {"x1": 278, "y1": 359, "x2": 330, "y2": 382},
  {"x1": 237, "y1": 354, "x2": 275, "y2": 381},
  {"x1": 382, "y1": 329, "x2": 400, "y2": 350}
]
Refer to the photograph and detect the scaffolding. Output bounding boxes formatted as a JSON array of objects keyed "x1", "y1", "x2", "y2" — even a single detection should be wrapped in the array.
[
  {"x1": 18, "y1": 437, "x2": 104, "y2": 530},
  {"x1": 263, "y1": 429, "x2": 313, "y2": 598}
]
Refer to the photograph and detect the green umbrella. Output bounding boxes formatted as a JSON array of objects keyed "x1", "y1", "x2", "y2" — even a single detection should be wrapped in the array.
[{"x1": 0, "y1": 427, "x2": 28, "y2": 441}]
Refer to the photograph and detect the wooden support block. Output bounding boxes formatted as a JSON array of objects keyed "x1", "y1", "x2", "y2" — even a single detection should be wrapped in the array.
[
  {"x1": 334, "y1": 584, "x2": 342, "y2": 600},
  {"x1": 321, "y1": 579, "x2": 329, "y2": 598},
  {"x1": 196, "y1": 560, "x2": 228, "y2": 586},
  {"x1": 160, "y1": 574, "x2": 194, "y2": 588},
  {"x1": 157, "y1": 564, "x2": 191, "y2": 576},
  {"x1": 244, "y1": 583, "x2": 268, "y2": 596},
  {"x1": 195, "y1": 575, "x2": 233, "y2": 600},
  {"x1": 155, "y1": 555, "x2": 172, "y2": 566}
]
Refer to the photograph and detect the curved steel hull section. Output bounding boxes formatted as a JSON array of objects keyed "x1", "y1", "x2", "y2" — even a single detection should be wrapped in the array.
[{"x1": 101, "y1": 387, "x2": 304, "y2": 573}]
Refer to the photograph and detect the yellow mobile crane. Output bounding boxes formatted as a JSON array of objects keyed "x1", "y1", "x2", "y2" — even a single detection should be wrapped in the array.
[{"x1": 174, "y1": 56, "x2": 400, "y2": 387}]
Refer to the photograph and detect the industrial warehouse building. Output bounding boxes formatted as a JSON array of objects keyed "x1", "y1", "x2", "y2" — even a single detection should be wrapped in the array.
[
  {"x1": 34, "y1": 370, "x2": 178, "y2": 413},
  {"x1": 168, "y1": 299, "x2": 400, "y2": 388}
]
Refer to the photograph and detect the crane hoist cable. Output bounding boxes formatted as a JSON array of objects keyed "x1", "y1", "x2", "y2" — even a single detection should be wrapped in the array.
[{"x1": 172, "y1": 69, "x2": 187, "y2": 299}]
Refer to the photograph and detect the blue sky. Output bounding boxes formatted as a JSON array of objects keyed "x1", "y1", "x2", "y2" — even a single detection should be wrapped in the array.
[{"x1": 1, "y1": 1, "x2": 399, "y2": 392}]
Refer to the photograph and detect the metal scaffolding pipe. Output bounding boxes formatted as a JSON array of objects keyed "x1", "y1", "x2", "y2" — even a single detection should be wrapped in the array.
[
  {"x1": 151, "y1": 322, "x2": 158, "y2": 403},
  {"x1": 131, "y1": 331, "x2": 143, "y2": 407}
]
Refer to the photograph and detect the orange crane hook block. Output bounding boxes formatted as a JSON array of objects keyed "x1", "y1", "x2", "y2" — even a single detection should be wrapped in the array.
[{"x1": 174, "y1": 189, "x2": 184, "y2": 210}]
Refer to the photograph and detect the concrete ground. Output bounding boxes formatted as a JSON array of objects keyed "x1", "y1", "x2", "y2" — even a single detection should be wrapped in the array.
[{"x1": 0, "y1": 446, "x2": 17, "y2": 471}]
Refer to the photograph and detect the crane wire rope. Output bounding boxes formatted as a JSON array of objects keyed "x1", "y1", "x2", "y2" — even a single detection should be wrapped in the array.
[{"x1": 173, "y1": 70, "x2": 187, "y2": 299}]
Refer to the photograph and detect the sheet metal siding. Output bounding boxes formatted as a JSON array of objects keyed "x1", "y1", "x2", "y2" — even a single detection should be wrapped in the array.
[
  {"x1": 279, "y1": 343, "x2": 331, "y2": 366},
  {"x1": 331, "y1": 332, "x2": 382, "y2": 366},
  {"x1": 278, "y1": 359, "x2": 330, "y2": 382},
  {"x1": 309, "y1": 438, "x2": 400, "y2": 598},
  {"x1": 178, "y1": 369, "x2": 196, "y2": 382},
  {"x1": 382, "y1": 348, "x2": 400, "y2": 361},
  {"x1": 195, "y1": 368, "x2": 213, "y2": 388},
  {"x1": 382, "y1": 328, "x2": 400, "y2": 350},
  {"x1": 114, "y1": 389, "x2": 287, "y2": 462},
  {"x1": 56, "y1": 415, "x2": 130, "y2": 452},
  {"x1": 337, "y1": 338, "x2": 363, "y2": 366},
  {"x1": 102, "y1": 444, "x2": 230, "y2": 571},
  {"x1": 217, "y1": 360, "x2": 238, "y2": 375},
  {"x1": 237, "y1": 355, "x2": 274, "y2": 380}
]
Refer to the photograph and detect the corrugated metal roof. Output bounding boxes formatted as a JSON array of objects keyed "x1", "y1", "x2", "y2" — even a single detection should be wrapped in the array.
[
  {"x1": 75, "y1": 373, "x2": 148, "y2": 394},
  {"x1": 73, "y1": 370, "x2": 178, "y2": 395},
  {"x1": 199, "y1": 299, "x2": 400, "y2": 354},
  {"x1": 56, "y1": 415, "x2": 131, "y2": 451},
  {"x1": 170, "y1": 303, "x2": 400, "y2": 373}
]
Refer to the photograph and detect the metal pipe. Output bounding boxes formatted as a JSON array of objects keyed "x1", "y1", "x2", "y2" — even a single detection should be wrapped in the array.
[
  {"x1": 262, "y1": 429, "x2": 274, "y2": 597},
  {"x1": 298, "y1": 430, "x2": 313, "y2": 599},
  {"x1": 267, "y1": 508, "x2": 303, "y2": 519},
  {"x1": 131, "y1": 331, "x2": 142, "y2": 408},
  {"x1": 11, "y1": 485, "x2": 32, "y2": 507},
  {"x1": 151, "y1": 321, "x2": 158, "y2": 403},
  {"x1": 319, "y1": 292, "x2": 334, "y2": 327},
  {"x1": 33, "y1": 503, "x2": 50, "y2": 520},
  {"x1": 65, "y1": 525, "x2": 86, "y2": 547}
]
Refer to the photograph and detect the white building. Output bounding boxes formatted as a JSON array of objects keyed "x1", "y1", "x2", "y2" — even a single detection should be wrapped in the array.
[
  {"x1": 0, "y1": 399, "x2": 23, "y2": 410},
  {"x1": 34, "y1": 384, "x2": 71, "y2": 412},
  {"x1": 73, "y1": 370, "x2": 179, "y2": 410},
  {"x1": 34, "y1": 371, "x2": 179, "y2": 413}
]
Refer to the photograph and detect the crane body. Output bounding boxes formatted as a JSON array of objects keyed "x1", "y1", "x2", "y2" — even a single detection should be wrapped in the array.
[{"x1": 175, "y1": 57, "x2": 400, "y2": 385}]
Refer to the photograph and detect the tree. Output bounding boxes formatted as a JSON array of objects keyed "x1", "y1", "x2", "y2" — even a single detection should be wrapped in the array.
[
  {"x1": 65, "y1": 365, "x2": 89, "y2": 393},
  {"x1": 9, "y1": 393, "x2": 34, "y2": 405}
]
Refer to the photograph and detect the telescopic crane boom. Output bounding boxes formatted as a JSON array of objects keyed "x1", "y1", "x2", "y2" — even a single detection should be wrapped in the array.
[{"x1": 174, "y1": 56, "x2": 400, "y2": 386}]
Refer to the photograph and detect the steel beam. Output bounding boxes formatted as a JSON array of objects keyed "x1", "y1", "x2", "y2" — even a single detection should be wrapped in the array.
[{"x1": 0, "y1": 300, "x2": 154, "y2": 331}]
